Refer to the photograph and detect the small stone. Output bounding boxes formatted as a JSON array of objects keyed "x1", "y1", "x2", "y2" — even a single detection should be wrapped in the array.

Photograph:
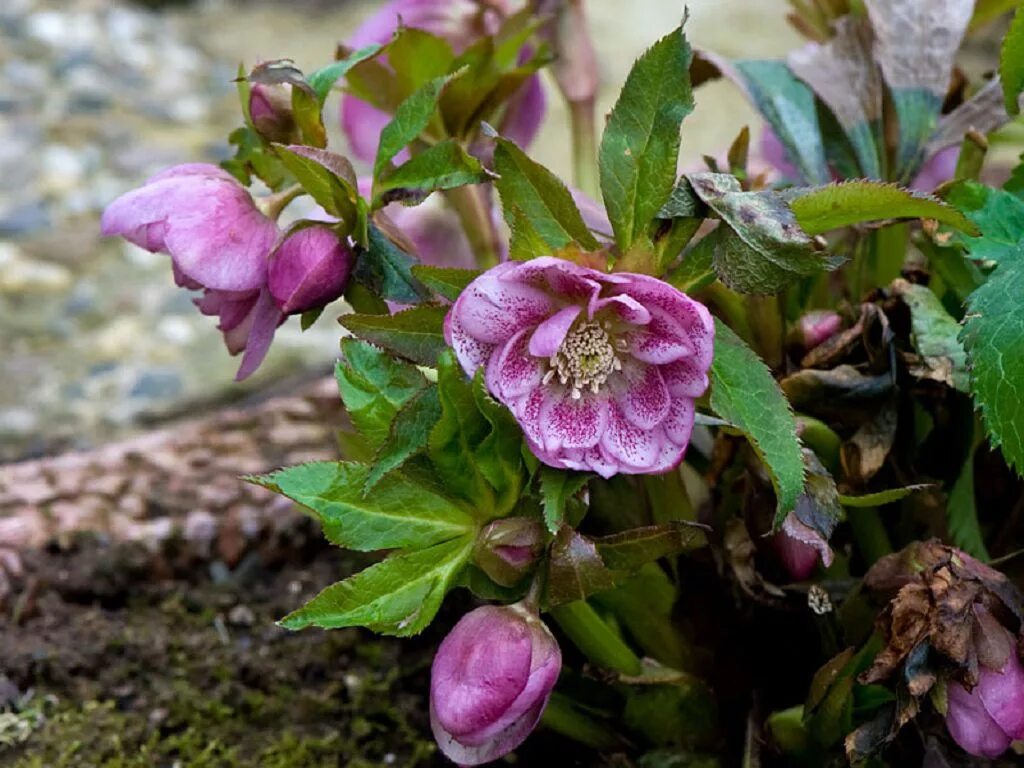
[
  {"x1": 0, "y1": 243, "x2": 70, "y2": 294},
  {"x1": 227, "y1": 604, "x2": 255, "y2": 627}
]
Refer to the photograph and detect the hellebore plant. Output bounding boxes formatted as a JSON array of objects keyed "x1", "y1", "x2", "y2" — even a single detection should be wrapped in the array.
[{"x1": 102, "y1": 0, "x2": 1024, "y2": 764}]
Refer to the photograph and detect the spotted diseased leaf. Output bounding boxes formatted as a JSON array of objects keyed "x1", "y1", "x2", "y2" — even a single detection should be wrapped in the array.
[
  {"x1": 335, "y1": 339, "x2": 426, "y2": 449},
  {"x1": 253, "y1": 460, "x2": 473, "y2": 552},
  {"x1": 340, "y1": 305, "x2": 449, "y2": 367},
  {"x1": 891, "y1": 279, "x2": 969, "y2": 392},
  {"x1": 599, "y1": 24, "x2": 694, "y2": 250},
  {"x1": 789, "y1": 181, "x2": 978, "y2": 236},
  {"x1": 279, "y1": 535, "x2": 473, "y2": 636},
  {"x1": 493, "y1": 138, "x2": 599, "y2": 255},
  {"x1": 1002, "y1": 7, "x2": 1024, "y2": 115},
  {"x1": 710, "y1": 320, "x2": 805, "y2": 519}
]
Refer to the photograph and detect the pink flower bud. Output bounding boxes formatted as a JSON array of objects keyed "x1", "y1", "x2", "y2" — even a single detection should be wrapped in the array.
[
  {"x1": 772, "y1": 511, "x2": 832, "y2": 581},
  {"x1": 793, "y1": 310, "x2": 842, "y2": 351},
  {"x1": 910, "y1": 145, "x2": 959, "y2": 192},
  {"x1": 946, "y1": 613, "x2": 1024, "y2": 758},
  {"x1": 430, "y1": 603, "x2": 561, "y2": 765},
  {"x1": 268, "y1": 226, "x2": 353, "y2": 315},
  {"x1": 248, "y1": 82, "x2": 298, "y2": 145},
  {"x1": 473, "y1": 518, "x2": 545, "y2": 587}
]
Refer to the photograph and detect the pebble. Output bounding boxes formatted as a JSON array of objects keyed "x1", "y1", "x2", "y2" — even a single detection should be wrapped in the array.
[{"x1": 0, "y1": 243, "x2": 71, "y2": 293}]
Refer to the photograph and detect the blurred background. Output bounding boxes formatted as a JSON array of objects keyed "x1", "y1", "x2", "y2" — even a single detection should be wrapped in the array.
[{"x1": 0, "y1": 0, "x2": 809, "y2": 464}]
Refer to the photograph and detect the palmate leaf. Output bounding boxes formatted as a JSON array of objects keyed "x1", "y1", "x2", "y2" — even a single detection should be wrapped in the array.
[
  {"x1": 279, "y1": 535, "x2": 473, "y2": 636},
  {"x1": 709, "y1": 320, "x2": 805, "y2": 522},
  {"x1": 599, "y1": 23, "x2": 694, "y2": 251},
  {"x1": 253, "y1": 460, "x2": 473, "y2": 552}
]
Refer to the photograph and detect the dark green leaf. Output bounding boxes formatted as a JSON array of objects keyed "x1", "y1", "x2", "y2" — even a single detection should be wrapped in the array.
[
  {"x1": 710, "y1": 320, "x2": 805, "y2": 518},
  {"x1": 791, "y1": 449, "x2": 842, "y2": 540},
  {"x1": 665, "y1": 229, "x2": 718, "y2": 294},
  {"x1": 595, "y1": 522, "x2": 708, "y2": 572},
  {"x1": 366, "y1": 385, "x2": 442, "y2": 492},
  {"x1": 539, "y1": 467, "x2": 592, "y2": 533},
  {"x1": 891, "y1": 279, "x2": 969, "y2": 391},
  {"x1": 789, "y1": 181, "x2": 978, "y2": 235},
  {"x1": 308, "y1": 42, "x2": 385, "y2": 102},
  {"x1": 353, "y1": 224, "x2": 431, "y2": 304},
  {"x1": 340, "y1": 305, "x2": 449, "y2": 367},
  {"x1": 387, "y1": 27, "x2": 455, "y2": 93},
  {"x1": 279, "y1": 535, "x2": 472, "y2": 636},
  {"x1": 656, "y1": 178, "x2": 703, "y2": 219},
  {"x1": 493, "y1": 138, "x2": 599, "y2": 254},
  {"x1": 599, "y1": 24, "x2": 694, "y2": 250},
  {"x1": 253, "y1": 460, "x2": 472, "y2": 551},
  {"x1": 273, "y1": 144, "x2": 358, "y2": 225},
  {"x1": 471, "y1": 372, "x2": 526, "y2": 516},
  {"x1": 410, "y1": 265, "x2": 480, "y2": 301},
  {"x1": 374, "y1": 72, "x2": 456, "y2": 185},
  {"x1": 375, "y1": 139, "x2": 488, "y2": 205},
  {"x1": 335, "y1": 339, "x2": 426, "y2": 448},
  {"x1": 299, "y1": 306, "x2": 324, "y2": 331},
  {"x1": 546, "y1": 527, "x2": 616, "y2": 607},
  {"x1": 946, "y1": 180, "x2": 1024, "y2": 262},
  {"x1": 947, "y1": 431, "x2": 989, "y2": 559}
]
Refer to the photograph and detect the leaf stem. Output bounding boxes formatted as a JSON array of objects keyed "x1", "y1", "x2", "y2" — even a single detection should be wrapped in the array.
[
  {"x1": 258, "y1": 183, "x2": 304, "y2": 221},
  {"x1": 848, "y1": 506, "x2": 892, "y2": 566},
  {"x1": 444, "y1": 185, "x2": 501, "y2": 268},
  {"x1": 540, "y1": 692, "x2": 621, "y2": 751},
  {"x1": 570, "y1": 99, "x2": 600, "y2": 200},
  {"x1": 550, "y1": 600, "x2": 643, "y2": 675}
]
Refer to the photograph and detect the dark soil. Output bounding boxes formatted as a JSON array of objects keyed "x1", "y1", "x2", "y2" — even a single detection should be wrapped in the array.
[{"x1": 0, "y1": 528, "x2": 596, "y2": 767}]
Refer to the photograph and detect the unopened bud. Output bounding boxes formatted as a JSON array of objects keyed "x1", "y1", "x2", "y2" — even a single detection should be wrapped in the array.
[{"x1": 473, "y1": 517, "x2": 545, "y2": 587}]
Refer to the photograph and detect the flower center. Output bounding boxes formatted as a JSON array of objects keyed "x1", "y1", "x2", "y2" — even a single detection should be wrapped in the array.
[{"x1": 544, "y1": 321, "x2": 622, "y2": 398}]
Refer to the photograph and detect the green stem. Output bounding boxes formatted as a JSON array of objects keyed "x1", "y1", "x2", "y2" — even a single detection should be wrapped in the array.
[
  {"x1": 540, "y1": 693, "x2": 621, "y2": 751},
  {"x1": 795, "y1": 415, "x2": 842, "y2": 474},
  {"x1": 550, "y1": 601, "x2": 643, "y2": 675},
  {"x1": 444, "y1": 185, "x2": 501, "y2": 268},
  {"x1": 569, "y1": 99, "x2": 600, "y2": 200},
  {"x1": 747, "y1": 294, "x2": 784, "y2": 370},
  {"x1": 259, "y1": 183, "x2": 304, "y2": 221},
  {"x1": 848, "y1": 506, "x2": 892, "y2": 566}
]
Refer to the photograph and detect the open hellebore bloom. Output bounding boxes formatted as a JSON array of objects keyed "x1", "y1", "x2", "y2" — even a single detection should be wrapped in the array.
[
  {"x1": 341, "y1": 0, "x2": 546, "y2": 163},
  {"x1": 446, "y1": 257, "x2": 715, "y2": 477},
  {"x1": 946, "y1": 610, "x2": 1024, "y2": 758},
  {"x1": 430, "y1": 603, "x2": 561, "y2": 765}
]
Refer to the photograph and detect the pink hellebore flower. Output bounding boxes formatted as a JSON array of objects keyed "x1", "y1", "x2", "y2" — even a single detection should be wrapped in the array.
[
  {"x1": 430, "y1": 603, "x2": 561, "y2": 765},
  {"x1": 268, "y1": 225, "x2": 353, "y2": 315},
  {"x1": 794, "y1": 310, "x2": 842, "y2": 352},
  {"x1": 446, "y1": 257, "x2": 715, "y2": 477},
  {"x1": 946, "y1": 615, "x2": 1024, "y2": 758},
  {"x1": 341, "y1": 0, "x2": 546, "y2": 163}
]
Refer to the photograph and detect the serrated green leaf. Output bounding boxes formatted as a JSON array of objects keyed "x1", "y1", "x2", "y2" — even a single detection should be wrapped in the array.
[
  {"x1": 255, "y1": 460, "x2": 472, "y2": 551},
  {"x1": 892, "y1": 279, "x2": 969, "y2": 392},
  {"x1": 335, "y1": 339, "x2": 426, "y2": 448},
  {"x1": 946, "y1": 180, "x2": 1024, "y2": 262},
  {"x1": 410, "y1": 265, "x2": 480, "y2": 301},
  {"x1": 308, "y1": 42, "x2": 385, "y2": 102},
  {"x1": 493, "y1": 138, "x2": 599, "y2": 255},
  {"x1": 273, "y1": 145, "x2": 358, "y2": 224},
  {"x1": 594, "y1": 522, "x2": 708, "y2": 571},
  {"x1": 352, "y1": 224, "x2": 431, "y2": 304},
  {"x1": 507, "y1": 203, "x2": 554, "y2": 261},
  {"x1": 539, "y1": 467, "x2": 592, "y2": 533},
  {"x1": 387, "y1": 27, "x2": 455, "y2": 94},
  {"x1": 665, "y1": 229, "x2": 718, "y2": 294},
  {"x1": 340, "y1": 305, "x2": 449, "y2": 366},
  {"x1": 366, "y1": 385, "x2": 442, "y2": 492},
  {"x1": 373, "y1": 72, "x2": 456, "y2": 188},
  {"x1": 375, "y1": 139, "x2": 488, "y2": 205},
  {"x1": 471, "y1": 372, "x2": 525, "y2": 516},
  {"x1": 788, "y1": 181, "x2": 978, "y2": 236},
  {"x1": 1001, "y1": 7, "x2": 1024, "y2": 114},
  {"x1": 599, "y1": 24, "x2": 693, "y2": 250},
  {"x1": 279, "y1": 535, "x2": 472, "y2": 636},
  {"x1": 838, "y1": 484, "x2": 931, "y2": 508},
  {"x1": 709, "y1": 319, "x2": 805, "y2": 518}
]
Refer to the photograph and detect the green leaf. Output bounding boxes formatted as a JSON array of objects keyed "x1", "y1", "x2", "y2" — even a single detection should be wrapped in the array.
[
  {"x1": 960, "y1": 241, "x2": 1024, "y2": 474},
  {"x1": 891, "y1": 279, "x2": 969, "y2": 392},
  {"x1": 599, "y1": 24, "x2": 694, "y2": 250},
  {"x1": 1001, "y1": 6, "x2": 1024, "y2": 113},
  {"x1": 386, "y1": 27, "x2": 455, "y2": 94},
  {"x1": 493, "y1": 138, "x2": 599, "y2": 254},
  {"x1": 366, "y1": 385, "x2": 442, "y2": 492},
  {"x1": 791, "y1": 449, "x2": 842, "y2": 542},
  {"x1": 709, "y1": 319, "x2": 805, "y2": 519},
  {"x1": 945, "y1": 180, "x2": 1024, "y2": 262},
  {"x1": 838, "y1": 485, "x2": 931, "y2": 508},
  {"x1": 340, "y1": 305, "x2": 449, "y2": 367},
  {"x1": 687, "y1": 173, "x2": 825, "y2": 294},
  {"x1": 279, "y1": 535, "x2": 472, "y2": 636},
  {"x1": 308, "y1": 42, "x2": 385, "y2": 102},
  {"x1": 471, "y1": 372, "x2": 526, "y2": 515},
  {"x1": 665, "y1": 229, "x2": 718, "y2": 294},
  {"x1": 299, "y1": 306, "x2": 324, "y2": 331},
  {"x1": 352, "y1": 224, "x2": 431, "y2": 304},
  {"x1": 410, "y1": 265, "x2": 480, "y2": 301},
  {"x1": 546, "y1": 527, "x2": 617, "y2": 607},
  {"x1": 335, "y1": 339, "x2": 426, "y2": 448},
  {"x1": 254, "y1": 461, "x2": 472, "y2": 551},
  {"x1": 539, "y1": 467, "x2": 592, "y2": 533},
  {"x1": 373, "y1": 72, "x2": 456, "y2": 186},
  {"x1": 375, "y1": 139, "x2": 488, "y2": 205},
  {"x1": 273, "y1": 145, "x2": 359, "y2": 225},
  {"x1": 789, "y1": 181, "x2": 979, "y2": 236},
  {"x1": 947, "y1": 431, "x2": 989, "y2": 559},
  {"x1": 594, "y1": 523, "x2": 708, "y2": 572}
]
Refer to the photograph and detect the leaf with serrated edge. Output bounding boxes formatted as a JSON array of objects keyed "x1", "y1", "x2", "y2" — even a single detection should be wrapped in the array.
[
  {"x1": 789, "y1": 181, "x2": 978, "y2": 236},
  {"x1": 375, "y1": 139, "x2": 488, "y2": 205},
  {"x1": 539, "y1": 467, "x2": 592, "y2": 533},
  {"x1": 353, "y1": 224, "x2": 431, "y2": 305},
  {"x1": 710, "y1": 319, "x2": 805, "y2": 518},
  {"x1": 308, "y1": 42, "x2": 385, "y2": 102},
  {"x1": 410, "y1": 265, "x2": 480, "y2": 301},
  {"x1": 599, "y1": 24, "x2": 693, "y2": 250},
  {"x1": 256, "y1": 461, "x2": 472, "y2": 551},
  {"x1": 595, "y1": 523, "x2": 708, "y2": 572},
  {"x1": 341, "y1": 305, "x2": 448, "y2": 367},
  {"x1": 546, "y1": 527, "x2": 616, "y2": 607},
  {"x1": 365, "y1": 385, "x2": 442, "y2": 492},
  {"x1": 273, "y1": 145, "x2": 358, "y2": 223},
  {"x1": 946, "y1": 180, "x2": 1024, "y2": 262},
  {"x1": 279, "y1": 535, "x2": 472, "y2": 636}
]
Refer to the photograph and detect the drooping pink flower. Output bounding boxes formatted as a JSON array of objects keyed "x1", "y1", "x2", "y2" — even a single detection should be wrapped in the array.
[
  {"x1": 268, "y1": 225, "x2": 353, "y2": 315},
  {"x1": 341, "y1": 0, "x2": 546, "y2": 163},
  {"x1": 772, "y1": 511, "x2": 833, "y2": 581},
  {"x1": 445, "y1": 257, "x2": 714, "y2": 477},
  {"x1": 946, "y1": 609, "x2": 1024, "y2": 758},
  {"x1": 430, "y1": 603, "x2": 561, "y2": 765}
]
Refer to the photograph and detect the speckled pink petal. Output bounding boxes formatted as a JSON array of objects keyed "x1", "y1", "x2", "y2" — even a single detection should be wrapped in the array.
[
  {"x1": 528, "y1": 305, "x2": 581, "y2": 358},
  {"x1": 662, "y1": 396, "x2": 695, "y2": 447},
  {"x1": 622, "y1": 309, "x2": 694, "y2": 364},
  {"x1": 589, "y1": 293, "x2": 650, "y2": 324},
  {"x1": 660, "y1": 359, "x2": 709, "y2": 399},
  {"x1": 513, "y1": 388, "x2": 547, "y2": 450},
  {"x1": 610, "y1": 361, "x2": 670, "y2": 430},
  {"x1": 445, "y1": 309, "x2": 496, "y2": 376},
  {"x1": 602, "y1": 402, "x2": 663, "y2": 470},
  {"x1": 489, "y1": 327, "x2": 544, "y2": 401},
  {"x1": 454, "y1": 270, "x2": 555, "y2": 343},
  {"x1": 619, "y1": 275, "x2": 716, "y2": 369},
  {"x1": 539, "y1": 390, "x2": 609, "y2": 451}
]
